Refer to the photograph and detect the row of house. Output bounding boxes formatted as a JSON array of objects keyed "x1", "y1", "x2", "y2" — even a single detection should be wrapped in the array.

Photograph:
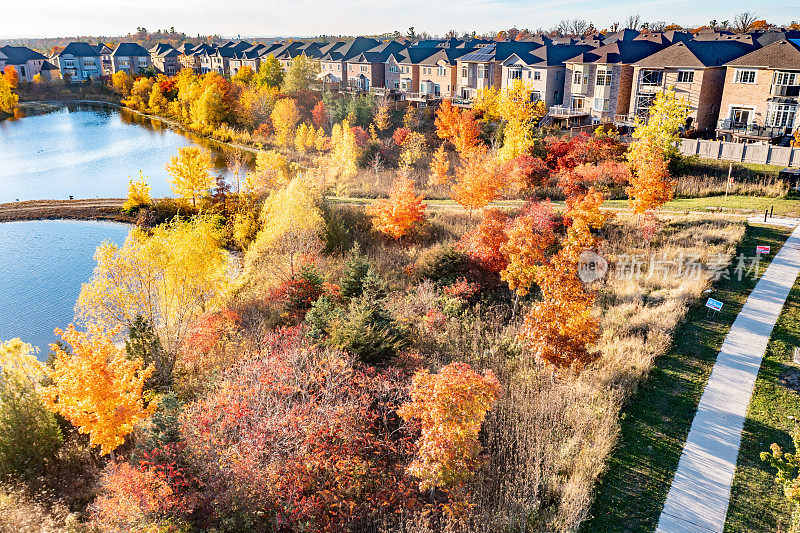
[{"x1": 4, "y1": 27, "x2": 799, "y2": 143}]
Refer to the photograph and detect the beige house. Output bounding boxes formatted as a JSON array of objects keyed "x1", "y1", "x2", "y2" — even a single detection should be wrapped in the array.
[
  {"x1": 317, "y1": 37, "x2": 380, "y2": 89},
  {"x1": 501, "y1": 43, "x2": 593, "y2": 107},
  {"x1": 111, "y1": 43, "x2": 151, "y2": 75},
  {"x1": 717, "y1": 39, "x2": 800, "y2": 142},
  {"x1": 629, "y1": 40, "x2": 755, "y2": 133}
]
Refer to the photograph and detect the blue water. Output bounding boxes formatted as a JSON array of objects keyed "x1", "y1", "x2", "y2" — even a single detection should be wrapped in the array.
[
  {"x1": 0, "y1": 103, "x2": 251, "y2": 202},
  {"x1": 0, "y1": 220, "x2": 130, "y2": 358}
]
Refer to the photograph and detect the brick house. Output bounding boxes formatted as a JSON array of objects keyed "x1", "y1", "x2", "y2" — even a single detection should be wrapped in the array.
[
  {"x1": 397, "y1": 46, "x2": 473, "y2": 104},
  {"x1": 318, "y1": 37, "x2": 380, "y2": 89},
  {"x1": 0, "y1": 45, "x2": 47, "y2": 81},
  {"x1": 345, "y1": 41, "x2": 406, "y2": 92},
  {"x1": 51, "y1": 42, "x2": 102, "y2": 82},
  {"x1": 717, "y1": 39, "x2": 800, "y2": 143},
  {"x1": 628, "y1": 40, "x2": 755, "y2": 134},
  {"x1": 501, "y1": 42, "x2": 595, "y2": 107},
  {"x1": 150, "y1": 43, "x2": 179, "y2": 76},
  {"x1": 111, "y1": 43, "x2": 151, "y2": 75},
  {"x1": 562, "y1": 40, "x2": 664, "y2": 125}
]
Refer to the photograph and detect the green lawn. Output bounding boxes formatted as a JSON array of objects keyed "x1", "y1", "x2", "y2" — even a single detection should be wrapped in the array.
[
  {"x1": 723, "y1": 274, "x2": 800, "y2": 532},
  {"x1": 605, "y1": 196, "x2": 800, "y2": 218},
  {"x1": 583, "y1": 223, "x2": 794, "y2": 533}
]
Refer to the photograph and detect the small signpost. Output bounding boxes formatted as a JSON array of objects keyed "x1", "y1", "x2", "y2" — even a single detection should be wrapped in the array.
[
  {"x1": 756, "y1": 245, "x2": 771, "y2": 255},
  {"x1": 706, "y1": 297, "x2": 723, "y2": 317}
]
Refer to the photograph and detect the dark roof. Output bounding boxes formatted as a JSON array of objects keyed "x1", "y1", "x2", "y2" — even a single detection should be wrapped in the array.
[
  {"x1": 151, "y1": 43, "x2": 179, "y2": 57},
  {"x1": 725, "y1": 39, "x2": 800, "y2": 69},
  {"x1": 320, "y1": 37, "x2": 380, "y2": 61},
  {"x1": 352, "y1": 41, "x2": 407, "y2": 64},
  {"x1": 0, "y1": 45, "x2": 46, "y2": 64},
  {"x1": 565, "y1": 40, "x2": 664, "y2": 64},
  {"x1": 602, "y1": 28, "x2": 641, "y2": 44},
  {"x1": 57, "y1": 42, "x2": 101, "y2": 57},
  {"x1": 39, "y1": 60, "x2": 58, "y2": 71},
  {"x1": 112, "y1": 43, "x2": 150, "y2": 57},
  {"x1": 231, "y1": 41, "x2": 253, "y2": 53},
  {"x1": 756, "y1": 30, "x2": 800, "y2": 47},
  {"x1": 635, "y1": 40, "x2": 755, "y2": 68}
]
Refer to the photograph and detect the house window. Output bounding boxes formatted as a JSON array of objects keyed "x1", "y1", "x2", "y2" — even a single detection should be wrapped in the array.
[
  {"x1": 734, "y1": 69, "x2": 757, "y2": 84},
  {"x1": 573, "y1": 71, "x2": 582, "y2": 84},
  {"x1": 438, "y1": 67, "x2": 446, "y2": 76},
  {"x1": 83, "y1": 59, "x2": 95, "y2": 67},
  {"x1": 677, "y1": 70, "x2": 694, "y2": 83},
  {"x1": 461, "y1": 66, "x2": 467, "y2": 78},
  {"x1": 635, "y1": 94, "x2": 656, "y2": 114},
  {"x1": 593, "y1": 97, "x2": 610, "y2": 111},
  {"x1": 596, "y1": 70, "x2": 612, "y2": 86},
  {"x1": 571, "y1": 97, "x2": 585, "y2": 109},
  {"x1": 509, "y1": 68, "x2": 522, "y2": 80},
  {"x1": 138, "y1": 59, "x2": 147, "y2": 67},
  {"x1": 641, "y1": 70, "x2": 663, "y2": 86},
  {"x1": 534, "y1": 71, "x2": 541, "y2": 80},
  {"x1": 774, "y1": 71, "x2": 798, "y2": 86},
  {"x1": 477, "y1": 64, "x2": 487, "y2": 79},
  {"x1": 730, "y1": 107, "x2": 752, "y2": 125},
  {"x1": 394, "y1": 81, "x2": 399, "y2": 89},
  {"x1": 766, "y1": 103, "x2": 797, "y2": 128},
  {"x1": 389, "y1": 65, "x2": 398, "y2": 73},
  {"x1": 531, "y1": 90, "x2": 542, "y2": 101}
]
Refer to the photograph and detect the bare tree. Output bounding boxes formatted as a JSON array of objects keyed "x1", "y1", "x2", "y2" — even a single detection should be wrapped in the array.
[
  {"x1": 624, "y1": 14, "x2": 642, "y2": 30},
  {"x1": 733, "y1": 12, "x2": 757, "y2": 33},
  {"x1": 720, "y1": 20, "x2": 731, "y2": 30},
  {"x1": 557, "y1": 19, "x2": 590, "y2": 36},
  {"x1": 650, "y1": 21, "x2": 667, "y2": 32},
  {"x1": 610, "y1": 22, "x2": 620, "y2": 33}
]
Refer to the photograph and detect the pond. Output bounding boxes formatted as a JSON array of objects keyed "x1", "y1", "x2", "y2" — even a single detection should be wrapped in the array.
[
  {"x1": 0, "y1": 220, "x2": 131, "y2": 358},
  {"x1": 0, "y1": 103, "x2": 253, "y2": 203}
]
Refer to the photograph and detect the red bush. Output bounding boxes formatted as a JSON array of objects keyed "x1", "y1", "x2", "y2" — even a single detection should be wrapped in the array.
[
  {"x1": 393, "y1": 127, "x2": 410, "y2": 146},
  {"x1": 180, "y1": 327, "x2": 419, "y2": 530}
]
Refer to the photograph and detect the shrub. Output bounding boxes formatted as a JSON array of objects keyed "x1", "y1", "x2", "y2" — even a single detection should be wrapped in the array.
[
  {"x1": 0, "y1": 376, "x2": 62, "y2": 478},
  {"x1": 328, "y1": 296, "x2": 406, "y2": 366},
  {"x1": 180, "y1": 327, "x2": 418, "y2": 530},
  {"x1": 413, "y1": 244, "x2": 477, "y2": 287},
  {"x1": 339, "y1": 249, "x2": 371, "y2": 299}
]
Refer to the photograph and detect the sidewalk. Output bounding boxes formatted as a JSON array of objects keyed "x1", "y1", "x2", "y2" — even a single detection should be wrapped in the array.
[{"x1": 657, "y1": 223, "x2": 800, "y2": 533}]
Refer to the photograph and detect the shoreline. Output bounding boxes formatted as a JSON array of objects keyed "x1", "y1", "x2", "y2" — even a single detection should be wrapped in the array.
[{"x1": 0, "y1": 199, "x2": 133, "y2": 223}]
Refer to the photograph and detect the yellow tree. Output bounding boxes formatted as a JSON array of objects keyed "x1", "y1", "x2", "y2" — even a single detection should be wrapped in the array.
[
  {"x1": 631, "y1": 86, "x2": 689, "y2": 156},
  {"x1": 451, "y1": 146, "x2": 502, "y2": 215},
  {"x1": 231, "y1": 65, "x2": 254, "y2": 85},
  {"x1": 626, "y1": 138, "x2": 673, "y2": 214},
  {"x1": 122, "y1": 171, "x2": 152, "y2": 212},
  {"x1": 0, "y1": 339, "x2": 44, "y2": 384},
  {"x1": 110, "y1": 71, "x2": 134, "y2": 97},
  {"x1": 374, "y1": 98, "x2": 391, "y2": 131},
  {"x1": 41, "y1": 325, "x2": 153, "y2": 456},
  {"x1": 76, "y1": 217, "x2": 230, "y2": 358},
  {"x1": 0, "y1": 74, "x2": 19, "y2": 115},
  {"x1": 327, "y1": 120, "x2": 359, "y2": 192},
  {"x1": 497, "y1": 79, "x2": 538, "y2": 162},
  {"x1": 148, "y1": 84, "x2": 168, "y2": 115},
  {"x1": 282, "y1": 54, "x2": 320, "y2": 92},
  {"x1": 399, "y1": 131, "x2": 426, "y2": 168},
  {"x1": 247, "y1": 150, "x2": 291, "y2": 192},
  {"x1": 165, "y1": 146, "x2": 215, "y2": 207},
  {"x1": 271, "y1": 98, "x2": 301, "y2": 148},
  {"x1": 369, "y1": 176, "x2": 427, "y2": 240},
  {"x1": 244, "y1": 176, "x2": 324, "y2": 278},
  {"x1": 193, "y1": 83, "x2": 227, "y2": 127},
  {"x1": 429, "y1": 144, "x2": 450, "y2": 186},
  {"x1": 473, "y1": 86, "x2": 500, "y2": 122}
]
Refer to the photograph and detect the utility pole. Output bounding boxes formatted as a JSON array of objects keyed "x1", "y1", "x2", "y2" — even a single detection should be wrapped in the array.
[{"x1": 724, "y1": 163, "x2": 732, "y2": 201}]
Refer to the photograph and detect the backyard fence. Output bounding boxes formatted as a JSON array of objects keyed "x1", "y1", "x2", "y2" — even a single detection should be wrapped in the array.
[{"x1": 679, "y1": 139, "x2": 800, "y2": 168}]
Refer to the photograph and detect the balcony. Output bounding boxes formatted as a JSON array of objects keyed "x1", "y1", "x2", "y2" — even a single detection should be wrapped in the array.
[
  {"x1": 770, "y1": 84, "x2": 800, "y2": 97},
  {"x1": 716, "y1": 119, "x2": 787, "y2": 140},
  {"x1": 614, "y1": 114, "x2": 637, "y2": 126},
  {"x1": 404, "y1": 92, "x2": 441, "y2": 102},
  {"x1": 548, "y1": 105, "x2": 590, "y2": 118},
  {"x1": 448, "y1": 96, "x2": 473, "y2": 107}
]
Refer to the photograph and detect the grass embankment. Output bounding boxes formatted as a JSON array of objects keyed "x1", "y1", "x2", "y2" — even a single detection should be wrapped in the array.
[
  {"x1": 723, "y1": 274, "x2": 800, "y2": 532},
  {"x1": 605, "y1": 195, "x2": 800, "y2": 218},
  {"x1": 583, "y1": 223, "x2": 793, "y2": 533}
]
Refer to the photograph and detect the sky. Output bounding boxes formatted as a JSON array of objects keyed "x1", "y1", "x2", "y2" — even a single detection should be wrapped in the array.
[{"x1": 1, "y1": 0, "x2": 796, "y2": 39}]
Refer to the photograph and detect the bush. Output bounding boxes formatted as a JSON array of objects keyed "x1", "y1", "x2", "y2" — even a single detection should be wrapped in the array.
[
  {"x1": 339, "y1": 248, "x2": 371, "y2": 299},
  {"x1": 328, "y1": 296, "x2": 406, "y2": 366},
  {"x1": 413, "y1": 244, "x2": 477, "y2": 287},
  {"x1": 0, "y1": 377, "x2": 62, "y2": 478}
]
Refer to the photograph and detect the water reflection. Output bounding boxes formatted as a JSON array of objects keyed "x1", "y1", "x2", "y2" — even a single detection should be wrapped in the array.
[{"x1": 0, "y1": 103, "x2": 254, "y2": 202}]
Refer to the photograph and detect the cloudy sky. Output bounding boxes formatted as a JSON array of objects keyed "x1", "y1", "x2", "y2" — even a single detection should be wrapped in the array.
[{"x1": 1, "y1": 0, "x2": 795, "y2": 38}]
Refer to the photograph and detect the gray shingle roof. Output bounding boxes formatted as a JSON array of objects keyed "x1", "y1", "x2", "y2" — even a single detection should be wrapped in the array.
[
  {"x1": 0, "y1": 45, "x2": 46, "y2": 63},
  {"x1": 112, "y1": 43, "x2": 150, "y2": 57},
  {"x1": 724, "y1": 39, "x2": 800, "y2": 69},
  {"x1": 635, "y1": 40, "x2": 755, "y2": 68},
  {"x1": 565, "y1": 40, "x2": 664, "y2": 64},
  {"x1": 58, "y1": 42, "x2": 101, "y2": 57}
]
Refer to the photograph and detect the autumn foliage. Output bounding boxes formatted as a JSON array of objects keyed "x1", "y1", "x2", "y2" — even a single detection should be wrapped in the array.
[
  {"x1": 398, "y1": 362, "x2": 500, "y2": 490},
  {"x1": 41, "y1": 325, "x2": 154, "y2": 455},
  {"x1": 369, "y1": 176, "x2": 427, "y2": 239}
]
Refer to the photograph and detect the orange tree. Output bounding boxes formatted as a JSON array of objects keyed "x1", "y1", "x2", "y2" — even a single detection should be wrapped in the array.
[
  {"x1": 368, "y1": 176, "x2": 427, "y2": 240},
  {"x1": 398, "y1": 362, "x2": 500, "y2": 491},
  {"x1": 41, "y1": 325, "x2": 154, "y2": 456}
]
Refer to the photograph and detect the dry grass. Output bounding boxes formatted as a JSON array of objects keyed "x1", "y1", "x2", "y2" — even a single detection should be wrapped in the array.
[
  {"x1": 379, "y1": 213, "x2": 745, "y2": 531},
  {"x1": 0, "y1": 485, "x2": 84, "y2": 533}
]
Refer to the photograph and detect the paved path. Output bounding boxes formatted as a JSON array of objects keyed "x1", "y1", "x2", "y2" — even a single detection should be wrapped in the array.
[{"x1": 657, "y1": 223, "x2": 800, "y2": 532}]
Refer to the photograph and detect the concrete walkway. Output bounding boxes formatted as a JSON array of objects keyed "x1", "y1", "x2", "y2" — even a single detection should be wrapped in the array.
[{"x1": 657, "y1": 223, "x2": 800, "y2": 533}]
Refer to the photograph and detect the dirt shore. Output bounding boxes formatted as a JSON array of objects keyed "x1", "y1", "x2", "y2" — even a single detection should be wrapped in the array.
[{"x1": 0, "y1": 199, "x2": 133, "y2": 223}]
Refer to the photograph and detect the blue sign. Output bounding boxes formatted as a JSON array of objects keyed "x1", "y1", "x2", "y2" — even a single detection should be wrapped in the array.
[{"x1": 705, "y1": 298, "x2": 723, "y2": 312}]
